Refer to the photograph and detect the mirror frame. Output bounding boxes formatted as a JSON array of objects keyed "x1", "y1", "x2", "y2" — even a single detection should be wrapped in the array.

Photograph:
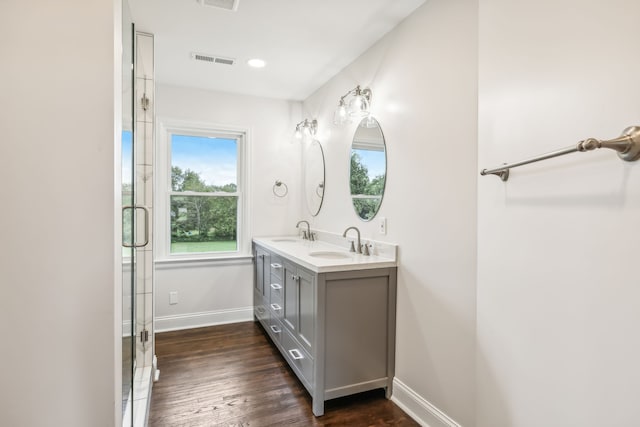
[{"x1": 304, "y1": 139, "x2": 326, "y2": 217}]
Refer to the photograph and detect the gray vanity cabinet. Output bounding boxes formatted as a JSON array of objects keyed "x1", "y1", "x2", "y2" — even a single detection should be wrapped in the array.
[
  {"x1": 253, "y1": 242, "x2": 397, "y2": 417},
  {"x1": 283, "y1": 260, "x2": 315, "y2": 355}
]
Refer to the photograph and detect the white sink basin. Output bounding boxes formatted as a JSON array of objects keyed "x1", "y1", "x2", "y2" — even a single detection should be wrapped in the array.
[{"x1": 308, "y1": 251, "x2": 352, "y2": 259}]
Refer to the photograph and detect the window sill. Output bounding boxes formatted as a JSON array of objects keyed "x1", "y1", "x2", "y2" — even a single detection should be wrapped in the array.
[{"x1": 154, "y1": 254, "x2": 254, "y2": 269}]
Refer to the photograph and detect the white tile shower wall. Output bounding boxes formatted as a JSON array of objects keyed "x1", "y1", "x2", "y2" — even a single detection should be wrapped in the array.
[
  {"x1": 135, "y1": 249, "x2": 153, "y2": 295},
  {"x1": 135, "y1": 121, "x2": 154, "y2": 167},
  {"x1": 136, "y1": 33, "x2": 154, "y2": 80},
  {"x1": 135, "y1": 32, "x2": 155, "y2": 373},
  {"x1": 136, "y1": 78, "x2": 154, "y2": 125},
  {"x1": 136, "y1": 292, "x2": 154, "y2": 367}
]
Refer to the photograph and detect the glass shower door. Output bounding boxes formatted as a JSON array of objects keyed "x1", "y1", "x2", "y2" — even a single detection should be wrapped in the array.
[{"x1": 122, "y1": 0, "x2": 136, "y2": 424}]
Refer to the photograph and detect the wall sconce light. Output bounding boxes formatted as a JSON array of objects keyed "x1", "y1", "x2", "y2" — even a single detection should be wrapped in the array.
[
  {"x1": 333, "y1": 85, "x2": 373, "y2": 125},
  {"x1": 294, "y1": 118, "x2": 318, "y2": 140}
]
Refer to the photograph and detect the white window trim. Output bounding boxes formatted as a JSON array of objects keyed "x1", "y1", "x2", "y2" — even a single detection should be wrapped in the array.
[{"x1": 156, "y1": 118, "x2": 252, "y2": 262}]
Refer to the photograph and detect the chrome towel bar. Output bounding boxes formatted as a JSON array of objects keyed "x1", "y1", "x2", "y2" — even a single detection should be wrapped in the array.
[{"x1": 480, "y1": 126, "x2": 640, "y2": 181}]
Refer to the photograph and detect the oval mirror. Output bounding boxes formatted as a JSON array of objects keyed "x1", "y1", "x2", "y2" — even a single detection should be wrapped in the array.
[
  {"x1": 304, "y1": 139, "x2": 325, "y2": 216},
  {"x1": 350, "y1": 117, "x2": 386, "y2": 221}
]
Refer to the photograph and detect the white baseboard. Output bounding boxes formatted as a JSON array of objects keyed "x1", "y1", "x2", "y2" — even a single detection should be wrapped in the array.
[
  {"x1": 391, "y1": 378, "x2": 462, "y2": 427},
  {"x1": 155, "y1": 307, "x2": 254, "y2": 332}
]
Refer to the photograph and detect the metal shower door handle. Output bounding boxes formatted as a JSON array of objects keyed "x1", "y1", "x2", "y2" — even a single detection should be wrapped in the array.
[{"x1": 122, "y1": 205, "x2": 150, "y2": 248}]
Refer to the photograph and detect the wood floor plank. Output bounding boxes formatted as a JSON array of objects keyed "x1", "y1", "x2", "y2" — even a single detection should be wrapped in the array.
[{"x1": 149, "y1": 321, "x2": 418, "y2": 426}]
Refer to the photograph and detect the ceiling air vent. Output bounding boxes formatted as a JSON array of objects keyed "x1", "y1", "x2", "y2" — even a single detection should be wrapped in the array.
[
  {"x1": 191, "y1": 52, "x2": 236, "y2": 66},
  {"x1": 198, "y1": 0, "x2": 239, "y2": 12}
]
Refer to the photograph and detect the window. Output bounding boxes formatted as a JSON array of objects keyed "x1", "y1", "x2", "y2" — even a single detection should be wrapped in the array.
[{"x1": 157, "y1": 121, "x2": 249, "y2": 260}]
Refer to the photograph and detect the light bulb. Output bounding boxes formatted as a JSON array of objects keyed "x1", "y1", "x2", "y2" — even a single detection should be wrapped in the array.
[{"x1": 294, "y1": 126, "x2": 302, "y2": 140}]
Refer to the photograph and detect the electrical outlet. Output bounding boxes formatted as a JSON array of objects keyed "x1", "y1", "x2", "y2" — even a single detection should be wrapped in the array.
[
  {"x1": 379, "y1": 217, "x2": 387, "y2": 235},
  {"x1": 169, "y1": 291, "x2": 178, "y2": 305}
]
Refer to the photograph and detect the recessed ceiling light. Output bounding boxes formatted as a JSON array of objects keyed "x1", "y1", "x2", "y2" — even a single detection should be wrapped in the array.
[{"x1": 247, "y1": 58, "x2": 266, "y2": 68}]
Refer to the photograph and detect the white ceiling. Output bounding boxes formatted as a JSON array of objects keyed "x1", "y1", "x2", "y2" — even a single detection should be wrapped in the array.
[{"x1": 128, "y1": 0, "x2": 426, "y2": 101}]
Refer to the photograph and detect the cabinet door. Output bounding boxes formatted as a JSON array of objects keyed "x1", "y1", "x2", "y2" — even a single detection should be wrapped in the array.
[
  {"x1": 283, "y1": 261, "x2": 299, "y2": 332},
  {"x1": 298, "y1": 267, "x2": 315, "y2": 353},
  {"x1": 254, "y1": 246, "x2": 270, "y2": 298}
]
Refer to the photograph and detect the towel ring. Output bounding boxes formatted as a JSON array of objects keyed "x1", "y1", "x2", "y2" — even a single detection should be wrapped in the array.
[{"x1": 273, "y1": 180, "x2": 288, "y2": 197}]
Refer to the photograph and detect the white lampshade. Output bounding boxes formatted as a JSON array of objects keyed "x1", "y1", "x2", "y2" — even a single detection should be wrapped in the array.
[
  {"x1": 348, "y1": 94, "x2": 370, "y2": 118},
  {"x1": 333, "y1": 103, "x2": 350, "y2": 125}
]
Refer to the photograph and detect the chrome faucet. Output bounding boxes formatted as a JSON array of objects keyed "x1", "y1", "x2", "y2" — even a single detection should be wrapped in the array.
[
  {"x1": 342, "y1": 226, "x2": 361, "y2": 254},
  {"x1": 296, "y1": 220, "x2": 312, "y2": 240}
]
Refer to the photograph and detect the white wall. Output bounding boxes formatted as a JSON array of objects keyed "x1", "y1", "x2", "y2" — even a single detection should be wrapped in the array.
[
  {"x1": 303, "y1": 1, "x2": 478, "y2": 425},
  {"x1": 0, "y1": 1, "x2": 118, "y2": 426},
  {"x1": 477, "y1": 0, "x2": 640, "y2": 426},
  {"x1": 154, "y1": 85, "x2": 303, "y2": 330}
]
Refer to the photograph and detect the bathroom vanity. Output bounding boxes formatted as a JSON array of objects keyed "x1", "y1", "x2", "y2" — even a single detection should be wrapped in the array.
[{"x1": 252, "y1": 235, "x2": 397, "y2": 416}]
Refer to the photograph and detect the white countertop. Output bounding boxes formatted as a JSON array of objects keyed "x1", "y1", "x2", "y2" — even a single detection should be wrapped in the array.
[{"x1": 252, "y1": 235, "x2": 397, "y2": 273}]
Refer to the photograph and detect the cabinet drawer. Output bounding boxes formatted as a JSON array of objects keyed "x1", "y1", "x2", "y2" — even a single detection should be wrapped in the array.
[
  {"x1": 269, "y1": 277, "x2": 283, "y2": 306},
  {"x1": 268, "y1": 300, "x2": 284, "y2": 320},
  {"x1": 266, "y1": 315, "x2": 283, "y2": 346},
  {"x1": 254, "y1": 291, "x2": 268, "y2": 322},
  {"x1": 283, "y1": 328, "x2": 313, "y2": 388},
  {"x1": 270, "y1": 255, "x2": 283, "y2": 279}
]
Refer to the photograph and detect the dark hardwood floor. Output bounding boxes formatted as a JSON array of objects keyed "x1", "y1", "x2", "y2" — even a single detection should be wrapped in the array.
[{"x1": 149, "y1": 321, "x2": 419, "y2": 426}]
